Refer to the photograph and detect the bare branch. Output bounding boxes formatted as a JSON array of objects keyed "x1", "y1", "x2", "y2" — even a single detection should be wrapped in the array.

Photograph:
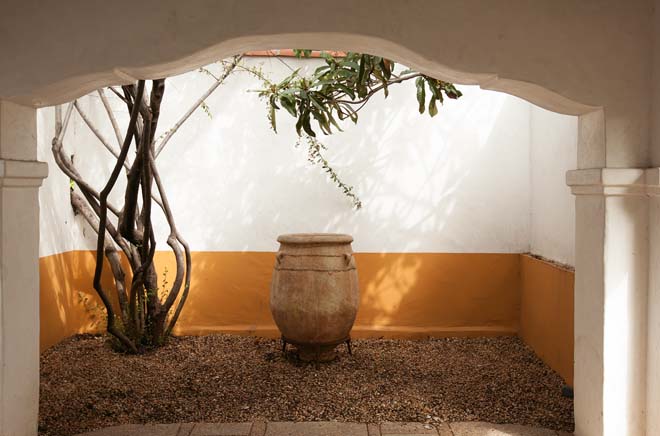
[
  {"x1": 51, "y1": 111, "x2": 137, "y2": 266},
  {"x1": 98, "y1": 88, "x2": 124, "y2": 146},
  {"x1": 334, "y1": 73, "x2": 422, "y2": 106},
  {"x1": 148, "y1": 148, "x2": 189, "y2": 317},
  {"x1": 108, "y1": 86, "x2": 129, "y2": 104},
  {"x1": 55, "y1": 105, "x2": 62, "y2": 134},
  {"x1": 51, "y1": 132, "x2": 123, "y2": 218},
  {"x1": 155, "y1": 55, "x2": 243, "y2": 158},
  {"x1": 92, "y1": 80, "x2": 145, "y2": 354},
  {"x1": 71, "y1": 191, "x2": 129, "y2": 326},
  {"x1": 74, "y1": 100, "x2": 132, "y2": 171},
  {"x1": 55, "y1": 103, "x2": 75, "y2": 143}
]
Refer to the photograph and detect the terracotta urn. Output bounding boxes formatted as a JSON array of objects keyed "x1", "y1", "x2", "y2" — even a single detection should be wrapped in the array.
[{"x1": 270, "y1": 233, "x2": 359, "y2": 362}]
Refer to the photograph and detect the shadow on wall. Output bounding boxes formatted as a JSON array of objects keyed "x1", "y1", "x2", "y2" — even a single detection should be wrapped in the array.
[
  {"x1": 40, "y1": 251, "x2": 119, "y2": 351},
  {"x1": 39, "y1": 251, "x2": 521, "y2": 346},
  {"x1": 151, "y1": 63, "x2": 529, "y2": 254},
  {"x1": 152, "y1": 84, "x2": 529, "y2": 342},
  {"x1": 39, "y1": 250, "x2": 574, "y2": 384},
  {"x1": 39, "y1": 62, "x2": 573, "y2": 384},
  {"x1": 354, "y1": 253, "x2": 520, "y2": 335},
  {"x1": 39, "y1": 75, "x2": 529, "y2": 346},
  {"x1": 166, "y1": 251, "x2": 521, "y2": 338}
]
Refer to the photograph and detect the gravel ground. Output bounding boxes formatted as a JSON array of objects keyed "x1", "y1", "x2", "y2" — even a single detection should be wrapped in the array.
[{"x1": 39, "y1": 334, "x2": 574, "y2": 436}]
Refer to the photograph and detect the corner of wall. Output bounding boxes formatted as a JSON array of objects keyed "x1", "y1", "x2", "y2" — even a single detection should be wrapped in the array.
[{"x1": 518, "y1": 253, "x2": 575, "y2": 386}]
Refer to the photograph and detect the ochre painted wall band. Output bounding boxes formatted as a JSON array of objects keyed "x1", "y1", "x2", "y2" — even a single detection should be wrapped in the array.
[{"x1": 39, "y1": 251, "x2": 573, "y2": 383}]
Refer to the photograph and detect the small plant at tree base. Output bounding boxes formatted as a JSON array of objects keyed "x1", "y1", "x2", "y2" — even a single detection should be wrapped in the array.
[{"x1": 77, "y1": 291, "x2": 107, "y2": 331}]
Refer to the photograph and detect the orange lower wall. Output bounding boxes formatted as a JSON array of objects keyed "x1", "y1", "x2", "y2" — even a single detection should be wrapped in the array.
[
  {"x1": 519, "y1": 254, "x2": 574, "y2": 385},
  {"x1": 40, "y1": 251, "x2": 520, "y2": 348},
  {"x1": 40, "y1": 251, "x2": 573, "y2": 383},
  {"x1": 173, "y1": 252, "x2": 521, "y2": 338},
  {"x1": 40, "y1": 251, "x2": 115, "y2": 351}
]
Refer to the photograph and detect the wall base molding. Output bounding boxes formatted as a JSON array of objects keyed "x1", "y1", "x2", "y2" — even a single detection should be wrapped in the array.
[{"x1": 174, "y1": 324, "x2": 518, "y2": 339}]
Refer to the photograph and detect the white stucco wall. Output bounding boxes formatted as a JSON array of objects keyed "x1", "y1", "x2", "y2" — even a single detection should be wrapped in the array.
[
  {"x1": 529, "y1": 106, "x2": 578, "y2": 265},
  {"x1": 38, "y1": 57, "x2": 576, "y2": 262},
  {"x1": 645, "y1": 3, "x2": 660, "y2": 435}
]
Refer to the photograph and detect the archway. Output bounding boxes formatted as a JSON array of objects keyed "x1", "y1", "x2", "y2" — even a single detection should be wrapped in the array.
[
  {"x1": 36, "y1": 51, "x2": 577, "y2": 436},
  {"x1": 1, "y1": 4, "x2": 656, "y2": 435}
]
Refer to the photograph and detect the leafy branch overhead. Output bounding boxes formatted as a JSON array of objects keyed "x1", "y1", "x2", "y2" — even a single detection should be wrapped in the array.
[{"x1": 256, "y1": 50, "x2": 462, "y2": 136}]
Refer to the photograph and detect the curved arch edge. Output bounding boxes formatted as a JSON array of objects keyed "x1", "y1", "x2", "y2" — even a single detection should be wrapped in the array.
[{"x1": 6, "y1": 32, "x2": 598, "y2": 119}]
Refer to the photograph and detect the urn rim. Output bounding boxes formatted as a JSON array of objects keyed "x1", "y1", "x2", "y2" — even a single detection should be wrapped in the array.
[{"x1": 277, "y1": 233, "x2": 353, "y2": 245}]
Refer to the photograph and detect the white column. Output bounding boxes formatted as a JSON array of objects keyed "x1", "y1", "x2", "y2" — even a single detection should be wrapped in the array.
[
  {"x1": 568, "y1": 168, "x2": 653, "y2": 436},
  {"x1": 647, "y1": 2, "x2": 660, "y2": 434},
  {"x1": 648, "y1": 193, "x2": 660, "y2": 436},
  {"x1": 0, "y1": 100, "x2": 47, "y2": 436}
]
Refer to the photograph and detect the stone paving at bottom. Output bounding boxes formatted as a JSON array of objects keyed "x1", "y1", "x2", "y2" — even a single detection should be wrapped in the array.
[{"x1": 76, "y1": 421, "x2": 573, "y2": 436}]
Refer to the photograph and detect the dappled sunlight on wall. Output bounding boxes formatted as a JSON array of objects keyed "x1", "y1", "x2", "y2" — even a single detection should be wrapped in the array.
[
  {"x1": 358, "y1": 253, "x2": 423, "y2": 326},
  {"x1": 39, "y1": 251, "x2": 113, "y2": 351},
  {"x1": 52, "y1": 57, "x2": 532, "y2": 255},
  {"x1": 37, "y1": 57, "x2": 577, "y2": 385},
  {"x1": 355, "y1": 253, "x2": 520, "y2": 335},
  {"x1": 170, "y1": 251, "x2": 277, "y2": 336},
  {"x1": 42, "y1": 251, "x2": 522, "y2": 347},
  {"x1": 40, "y1": 250, "x2": 574, "y2": 385}
]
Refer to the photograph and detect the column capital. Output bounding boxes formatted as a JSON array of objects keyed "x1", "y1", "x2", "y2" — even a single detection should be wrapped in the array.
[
  {"x1": 0, "y1": 159, "x2": 48, "y2": 188},
  {"x1": 567, "y1": 167, "x2": 660, "y2": 196}
]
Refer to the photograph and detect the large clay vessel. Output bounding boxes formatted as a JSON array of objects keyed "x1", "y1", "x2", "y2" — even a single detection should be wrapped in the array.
[{"x1": 270, "y1": 233, "x2": 359, "y2": 362}]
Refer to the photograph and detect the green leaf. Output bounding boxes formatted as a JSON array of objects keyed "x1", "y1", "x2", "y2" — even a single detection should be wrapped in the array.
[
  {"x1": 269, "y1": 104, "x2": 277, "y2": 132},
  {"x1": 309, "y1": 94, "x2": 327, "y2": 114},
  {"x1": 428, "y1": 79, "x2": 440, "y2": 99},
  {"x1": 341, "y1": 60, "x2": 360, "y2": 71},
  {"x1": 327, "y1": 112, "x2": 343, "y2": 132},
  {"x1": 379, "y1": 59, "x2": 392, "y2": 80},
  {"x1": 302, "y1": 112, "x2": 316, "y2": 137},
  {"x1": 335, "y1": 83, "x2": 356, "y2": 99},
  {"x1": 279, "y1": 96, "x2": 297, "y2": 117},
  {"x1": 357, "y1": 84, "x2": 368, "y2": 99},
  {"x1": 416, "y1": 77, "x2": 426, "y2": 114},
  {"x1": 443, "y1": 82, "x2": 463, "y2": 99},
  {"x1": 373, "y1": 68, "x2": 384, "y2": 83},
  {"x1": 269, "y1": 94, "x2": 280, "y2": 110},
  {"x1": 429, "y1": 97, "x2": 438, "y2": 117},
  {"x1": 277, "y1": 68, "x2": 300, "y2": 87},
  {"x1": 295, "y1": 114, "x2": 304, "y2": 136},
  {"x1": 320, "y1": 51, "x2": 334, "y2": 62},
  {"x1": 311, "y1": 109, "x2": 331, "y2": 134},
  {"x1": 314, "y1": 65, "x2": 331, "y2": 75},
  {"x1": 357, "y1": 55, "x2": 367, "y2": 87},
  {"x1": 294, "y1": 49, "x2": 313, "y2": 58},
  {"x1": 336, "y1": 68, "x2": 355, "y2": 78}
]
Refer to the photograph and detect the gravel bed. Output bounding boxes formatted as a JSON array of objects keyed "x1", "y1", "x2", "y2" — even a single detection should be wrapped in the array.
[{"x1": 39, "y1": 334, "x2": 573, "y2": 436}]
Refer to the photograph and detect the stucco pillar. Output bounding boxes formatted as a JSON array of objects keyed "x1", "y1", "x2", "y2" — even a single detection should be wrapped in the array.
[
  {"x1": 568, "y1": 168, "x2": 654, "y2": 436},
  {"x1": 0, "y1": 100, "x2": 47, "y2": 436},
  {"x1": 647, "y1": 3, "x2": 660, "y2": 435}
]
